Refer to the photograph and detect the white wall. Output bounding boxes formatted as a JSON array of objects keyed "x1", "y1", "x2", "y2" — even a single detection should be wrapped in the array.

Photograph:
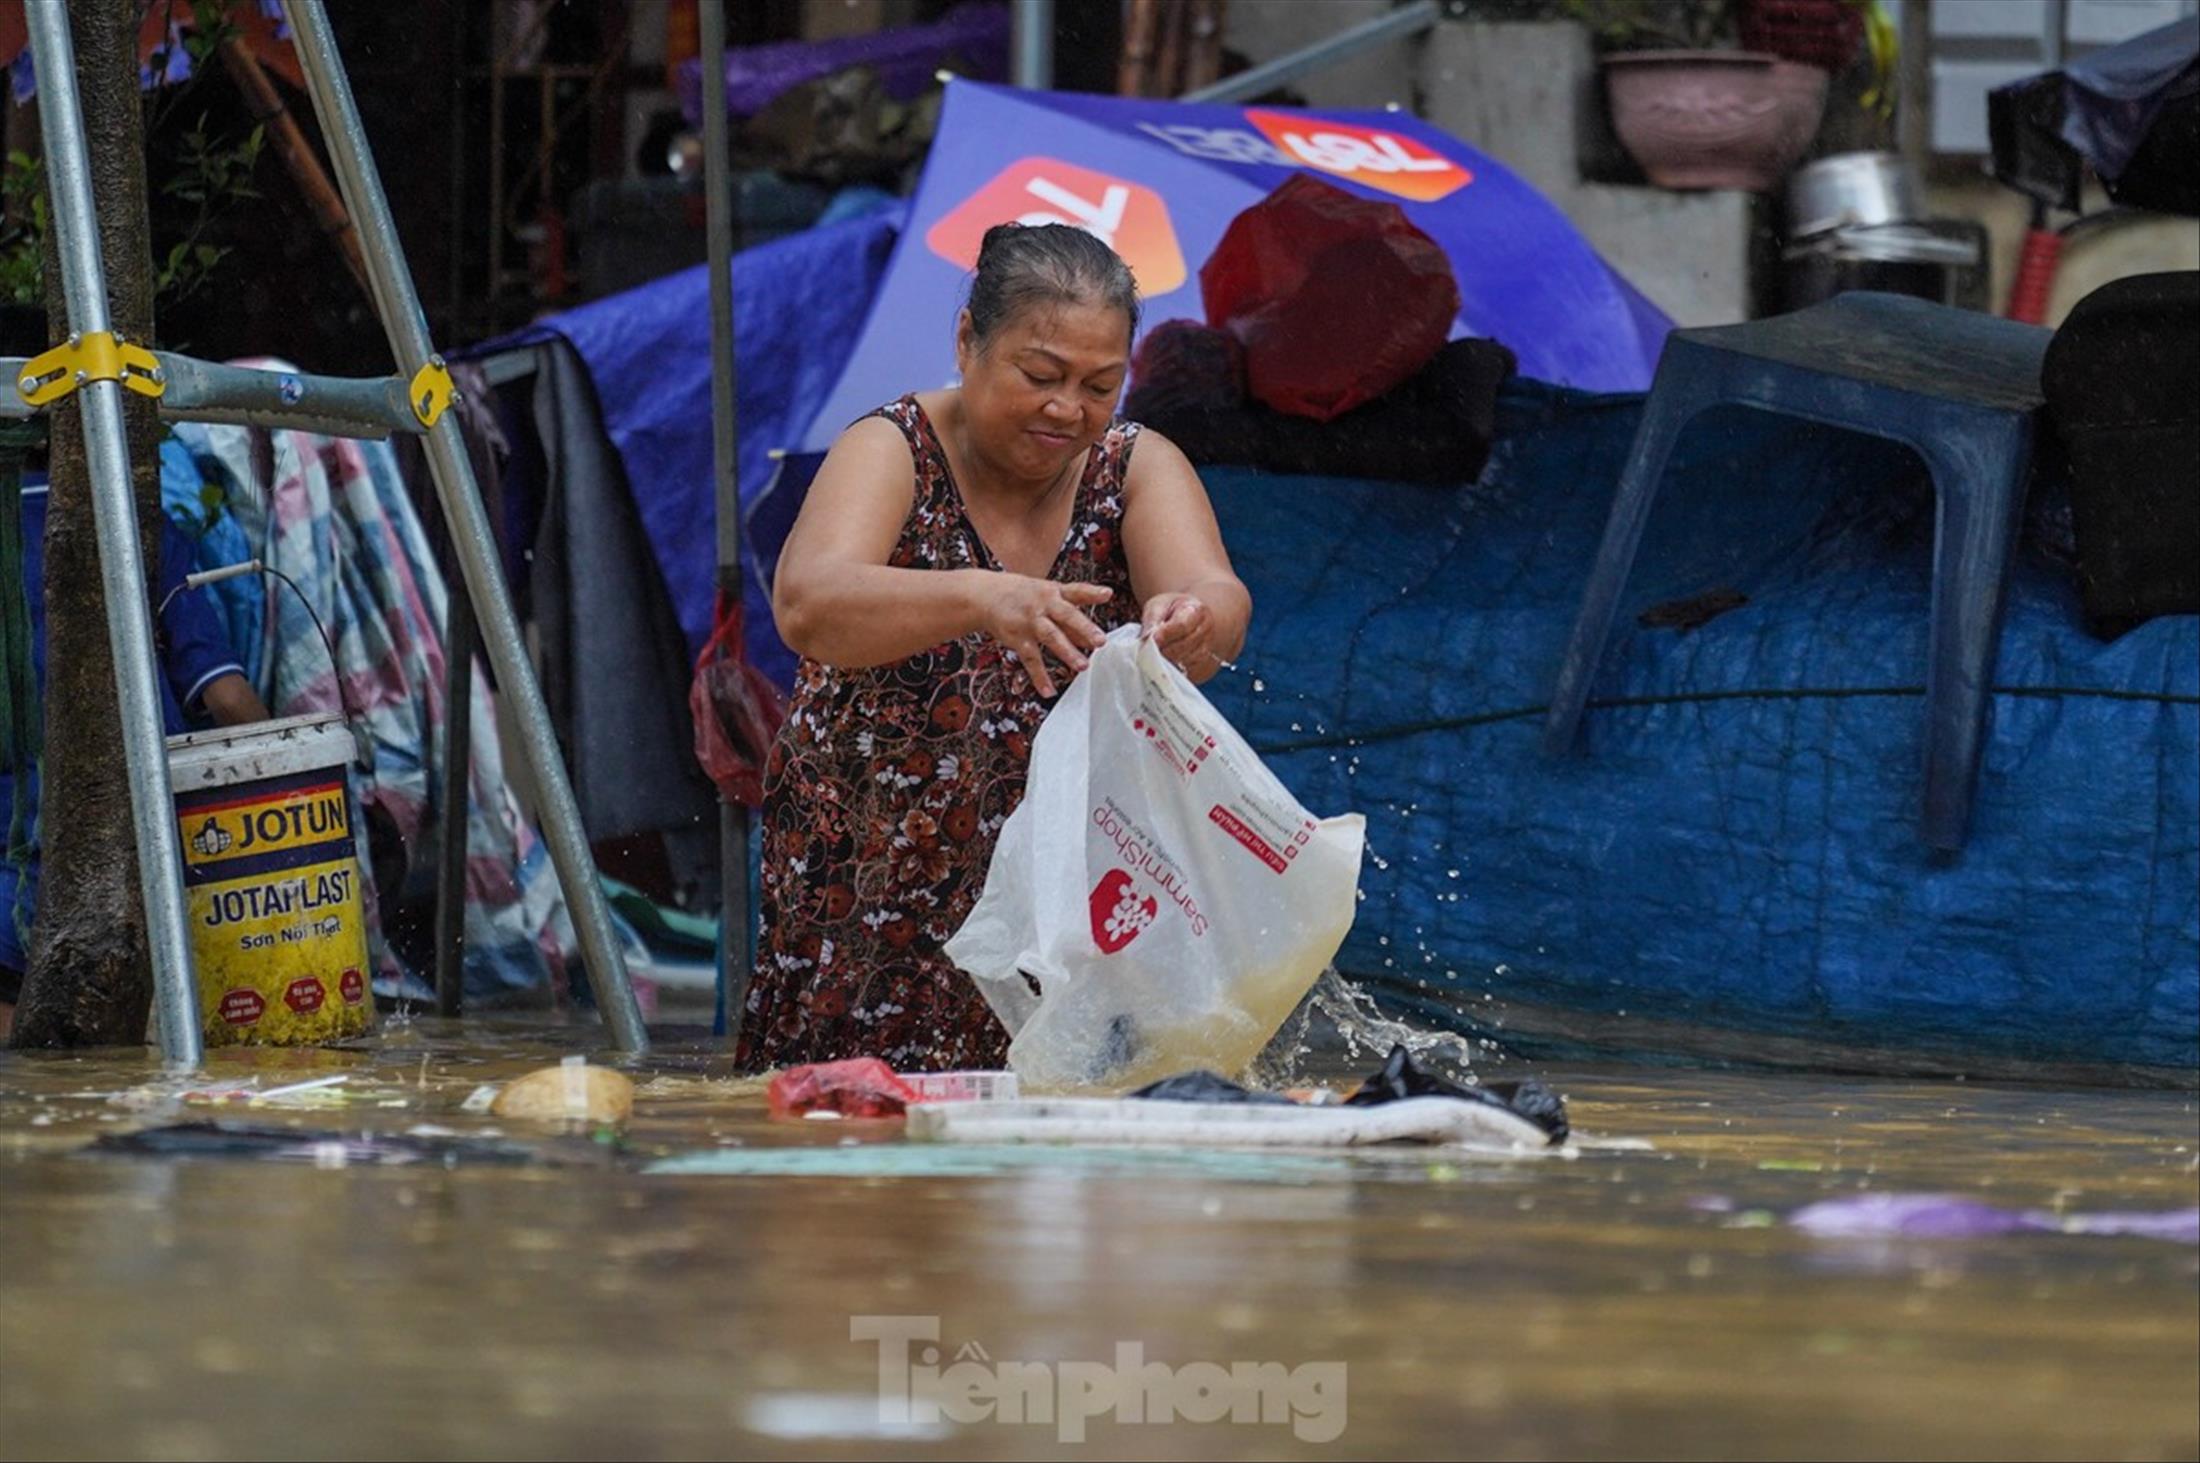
[{"x1": 1895, "y1": 0, "x2": 2200, "y2": 153}]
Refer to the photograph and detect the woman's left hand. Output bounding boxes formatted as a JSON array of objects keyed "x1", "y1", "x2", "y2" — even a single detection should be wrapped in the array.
[{"x1": 1142, "y1": 591, "x2": 1217, "y2": 672}]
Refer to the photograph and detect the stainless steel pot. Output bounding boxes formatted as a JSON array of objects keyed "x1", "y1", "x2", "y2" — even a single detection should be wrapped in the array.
[
  {"x1": 1786, "y1": 151, "x2": 1922, "y2": 239},
  {"x1": 1781, "y1": 219, "x2": 1990, "y2": 313}
]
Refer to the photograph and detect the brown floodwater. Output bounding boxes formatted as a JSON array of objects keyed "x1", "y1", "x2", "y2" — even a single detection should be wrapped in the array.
[{"x1": 1, "y1": 1013, "x2": 2194, "y2": 1461}]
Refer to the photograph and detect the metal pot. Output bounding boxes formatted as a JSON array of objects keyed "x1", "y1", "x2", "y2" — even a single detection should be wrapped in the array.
[
  {"x1": 1781, "y1": 220, "x2": 1989, "y2": 312},
  {"x1": 1786, "y1": 150, "x2": 1921, "y2": 239}
]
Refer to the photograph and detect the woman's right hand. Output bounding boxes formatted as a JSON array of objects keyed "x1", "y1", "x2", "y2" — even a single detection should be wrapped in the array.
[{"x1": 979, "y1": 574, "x2": 1112, "y2": 698}]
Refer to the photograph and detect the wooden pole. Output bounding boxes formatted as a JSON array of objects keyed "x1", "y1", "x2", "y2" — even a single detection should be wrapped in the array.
[
  {"x1": 1119, "y1": 0, "x2": 1160, "y2": 96},
  {"x1": 1153, "y1": 0, "x2": 1190, "y2": 101},
  {"x1": 1183, "y1": 0, "x2": 1227, "y2": 95}
]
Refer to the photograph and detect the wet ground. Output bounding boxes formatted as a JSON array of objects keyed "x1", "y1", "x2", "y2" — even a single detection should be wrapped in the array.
[{"x1": 1, "y1": 1014, "x2": 2194, "y2": 1461}]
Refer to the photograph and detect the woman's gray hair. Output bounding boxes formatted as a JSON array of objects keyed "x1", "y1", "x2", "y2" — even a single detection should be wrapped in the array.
[{"x1": 966, "y1": 222, "x2": 1141, "y2": 349}]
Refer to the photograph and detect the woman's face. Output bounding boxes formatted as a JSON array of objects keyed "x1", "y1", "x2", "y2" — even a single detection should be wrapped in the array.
[{"x1": 954, "y1": 297, "x2": 1130, "y2": 486}]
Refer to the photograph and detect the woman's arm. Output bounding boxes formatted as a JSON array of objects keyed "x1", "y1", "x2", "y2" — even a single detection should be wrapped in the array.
[
  {"x1": 1120, "y1": 428, "x2": 1251, "y2": 684},
  {"x1": 771, "y1": 417, "x2": 1109, "y2": 696}
]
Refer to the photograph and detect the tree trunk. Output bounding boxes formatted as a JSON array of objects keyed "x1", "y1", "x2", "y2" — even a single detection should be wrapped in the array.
[{"x1": 11, "y1": 0, "x2": 167, "y2": 1048}]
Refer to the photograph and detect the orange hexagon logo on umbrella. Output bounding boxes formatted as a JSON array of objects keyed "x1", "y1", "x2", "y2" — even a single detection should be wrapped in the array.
[
  {"x1": 927, "y1": 157, "x2": 1188, "y2": 297},
  {"x1": 1246, "y1": 110, "x2": 1473, "y2": 203}
]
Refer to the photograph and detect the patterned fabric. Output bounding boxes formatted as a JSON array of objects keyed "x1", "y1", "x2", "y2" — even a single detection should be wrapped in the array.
[
  {"x1": 177, "y1": 380, "x2": 576, "y2": 1006},
  {"x1": 738, "y1": 396, "x2": 1141, "y2": 1071},
  {"x1": 0, "y1": 486, "x2": 247, "y2": 977}
]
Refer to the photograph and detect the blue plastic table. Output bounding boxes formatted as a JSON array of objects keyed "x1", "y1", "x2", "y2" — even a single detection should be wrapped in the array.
[{"x1": 1541, "y1": 292, "x2": 2054, "y2": 853}]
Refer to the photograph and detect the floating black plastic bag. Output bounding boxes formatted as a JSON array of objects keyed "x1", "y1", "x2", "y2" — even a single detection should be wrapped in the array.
[{"x1": 1344, "y1": 1045, "x2": 1569, "y2": 1142}]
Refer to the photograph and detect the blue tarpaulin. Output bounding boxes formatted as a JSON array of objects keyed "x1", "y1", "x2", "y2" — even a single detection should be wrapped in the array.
[
  {"x1": 1199, "y1": 384, "x2": 2198, "y2": 1075},
  {"x1": 476, "y1": 202, "x2": 903, "y2": 685}
]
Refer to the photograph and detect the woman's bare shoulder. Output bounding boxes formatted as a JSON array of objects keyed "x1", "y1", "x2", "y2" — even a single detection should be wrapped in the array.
[
  {"x1": 821, "y1": 412, "x2": 919, "y2": 483},
  {"x1": 1120, "y1": 422, "x2": 1197, "y2": 490},
  {"x1": 782, "y1": 415, "x2": 923, "y2": 569},
  {"x1": 834, "y1": 411, "x2": 910, "y2": 450}
]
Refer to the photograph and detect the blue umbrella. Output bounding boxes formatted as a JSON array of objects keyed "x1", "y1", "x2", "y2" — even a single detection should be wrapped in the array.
[{"x1": 797, "y1": 77, "x2": 1669, "y2": 453}]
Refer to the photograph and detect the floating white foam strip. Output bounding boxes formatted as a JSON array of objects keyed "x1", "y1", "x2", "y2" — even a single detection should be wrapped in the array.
[{"x1": 907, "y1": 1096, "x2": 1556, "y2": 1152}]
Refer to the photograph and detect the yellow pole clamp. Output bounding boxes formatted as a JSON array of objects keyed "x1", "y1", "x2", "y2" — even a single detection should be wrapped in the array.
[
  {"x1": 408, "y1": 356, "x2": 455, "y2": 428},
  {"x1": 15, "y1": 331, "x2": 166, "y2": 407}
]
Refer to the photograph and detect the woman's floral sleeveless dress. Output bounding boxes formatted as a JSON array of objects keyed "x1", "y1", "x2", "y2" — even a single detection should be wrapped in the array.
[{"x1": 736, "y1": 396, "x2": 1140, "y2": 1072}]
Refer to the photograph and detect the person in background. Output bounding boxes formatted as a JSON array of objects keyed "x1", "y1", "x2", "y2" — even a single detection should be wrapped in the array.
[
  {"x1": 737, "y1": 222, "x2": 1250, "y2": 1073},
  {"x1": 0, "y1": 479, "x2": 268, "y2": 1038}
]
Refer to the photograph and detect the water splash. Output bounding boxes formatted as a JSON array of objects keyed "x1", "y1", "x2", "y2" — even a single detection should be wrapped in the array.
[
  {"x1": 1221, "y1": 627, "x2": 1496, "y2": 1091},
  {"x1": 1253, "y1": 969, "x2": 1497, "y2": 1091}
]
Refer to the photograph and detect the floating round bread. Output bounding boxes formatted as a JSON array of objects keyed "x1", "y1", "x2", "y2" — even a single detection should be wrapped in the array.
[{"x1": 490, "y1": 1058, "x2": 635, "y2": 1126}]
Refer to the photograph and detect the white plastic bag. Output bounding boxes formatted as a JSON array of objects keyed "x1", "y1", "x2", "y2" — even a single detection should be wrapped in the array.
[{"x1": 945, "y1": 625, "x2": 1365, "y2": 1091}]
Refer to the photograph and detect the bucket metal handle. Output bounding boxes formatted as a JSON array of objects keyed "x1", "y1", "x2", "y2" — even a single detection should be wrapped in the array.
[{"x1": 183, "y1": 558, "x2": 264, "y2": 590}]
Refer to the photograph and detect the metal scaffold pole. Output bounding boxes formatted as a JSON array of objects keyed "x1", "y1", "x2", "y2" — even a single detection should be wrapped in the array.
[
  {"x1": 24, "y1": 4, "x2": 203, "y2": 1067},
  {"x1": 1179, "y1": 0, "x2": 1443, "y2": 103},
  {"x1": 281, "y1": 0, "x2": 649, "y2": 1054},
  {"x1": 1013, "y1": 0, "x2": 1055, "y2": 89},
  {"x1": 698, "y1": 1, "x2": 755, "y2": 1043}
]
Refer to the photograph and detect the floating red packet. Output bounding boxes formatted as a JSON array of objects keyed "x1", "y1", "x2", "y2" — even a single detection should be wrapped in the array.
[{"x1": 766, "y1": 1057, "x2": 919, "y2": 1119}]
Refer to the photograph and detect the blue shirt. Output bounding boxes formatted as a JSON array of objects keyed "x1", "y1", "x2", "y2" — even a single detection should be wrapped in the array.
[{"x1": 0, "y1": 481, "x2": 248, "y2": 971}]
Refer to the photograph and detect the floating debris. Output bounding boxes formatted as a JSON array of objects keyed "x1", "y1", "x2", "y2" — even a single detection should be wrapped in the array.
[
  {"x1": 490, "y1": 1057, "x2": 635, "y2": 1127},
  {"x1": 78, "y1": 1120, "x2": 601, "y2": 1167},
  {"x1": 1790, "y1": 1193, "x2": 2200, "y2": 1244}
]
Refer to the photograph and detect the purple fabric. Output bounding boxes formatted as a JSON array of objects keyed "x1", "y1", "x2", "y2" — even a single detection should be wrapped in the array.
[
  {"x1": 2059, "y1": 1208, "x2": 2200, "y2": 1243},
  {"x1": 1790, "y1": 1192, "x2": 2200, "y2": 1243},
  {"x1": 676, "y1": 1, "x2": 1010, "y2": 125}
]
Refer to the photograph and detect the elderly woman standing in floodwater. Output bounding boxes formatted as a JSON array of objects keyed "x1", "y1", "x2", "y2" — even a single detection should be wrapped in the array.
[{"x1": 737, "y1": 223, "x2": 1250, "y2": 1073}]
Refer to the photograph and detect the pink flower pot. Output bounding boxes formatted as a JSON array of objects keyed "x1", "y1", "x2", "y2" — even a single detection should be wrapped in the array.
[{"x1": 1604, "y1": 50, "x2": 1830, "y2": 191}]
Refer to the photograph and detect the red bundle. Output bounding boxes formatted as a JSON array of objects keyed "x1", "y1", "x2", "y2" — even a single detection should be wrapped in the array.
[
  {"x1": 690, "y1": 591, "x2": 786, "y2": 808},
  {"x1": 1199, "y1": 174, "x2": 1460, "y2": 422}
]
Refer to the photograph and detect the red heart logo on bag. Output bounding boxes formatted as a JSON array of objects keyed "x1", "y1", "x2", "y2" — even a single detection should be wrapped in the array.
[{"x1": 1088, "y1": 868, "x2": 1158, "y2": 955}]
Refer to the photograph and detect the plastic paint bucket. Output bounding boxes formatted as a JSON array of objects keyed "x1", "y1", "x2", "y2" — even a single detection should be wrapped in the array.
[{"x1": 167, "y1": 712, "x2": 373, "y2": 1046}]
